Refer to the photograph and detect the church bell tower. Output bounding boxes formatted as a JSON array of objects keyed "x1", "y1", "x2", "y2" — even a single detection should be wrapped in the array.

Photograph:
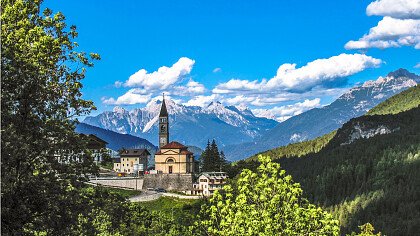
[{"x1": 159, "y1": 94, "x2": 169, "y2": 148}]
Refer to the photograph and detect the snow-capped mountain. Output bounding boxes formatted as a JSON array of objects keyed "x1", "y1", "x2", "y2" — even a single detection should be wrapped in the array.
[
  {"x1": 224, "y1": 68, "x2": 420, "y2": 161},
  {"x1": 83, "y1": 99, "x2": 278, "y2": 148}
]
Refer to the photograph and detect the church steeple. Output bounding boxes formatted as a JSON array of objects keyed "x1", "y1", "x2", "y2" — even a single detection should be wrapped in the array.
[
  {"x1": 158, "y1": 94, "x2": 169, "y2": 148},
  {"x1": 159, "y1": 93, "x2": 168, "y2": 117}
]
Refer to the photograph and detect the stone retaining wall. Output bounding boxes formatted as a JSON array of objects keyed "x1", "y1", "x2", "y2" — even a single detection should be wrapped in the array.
[
  {"x1": 89, "y1": 178, "x2": 143, "y2": 190},
  {"x1": 143, "y1": 173, "x2": 194, "y2": 191}
]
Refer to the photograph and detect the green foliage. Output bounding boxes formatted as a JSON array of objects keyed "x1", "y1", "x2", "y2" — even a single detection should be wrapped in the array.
[
  {"x1": 234, "y1": 107, "x2": 420, "y2": 235},
  {"x1": 248, "y1": 131, "x2": 337, "y2": 161},
  {"x1": 200, "y1": 139, "x2": 229, "y2": 172},
  {"x1": 100, "y1": 186, "x2": 141, "y2": 199},
  {"x1": 347, "y1": 223, "x2": 381, "y2": 236},
  {"x1": 1, "y1": 0, "x2": 102, "y2": 234},
  {"x1": 272, "y1": 108, "x2": 420, "y2": 235},
  {"x1": 367, "y1": 85, "x2": 420, "y2": 116},
  {"x1": 137, "y1": 196, "x2": 203, "y2": 232},
  {"x1": 200, "y1": 155, "x2": 340, "y2": 235}
]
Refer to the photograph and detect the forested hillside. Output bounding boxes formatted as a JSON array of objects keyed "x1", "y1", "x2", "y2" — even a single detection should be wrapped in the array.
[
  {"x1": 278, "y1": 107, "x2": 420, "y2": 235},
  {"x1": 246, "y1": 131, "x2": 337, "y2": 162},
  {"x1": 231, "y1": 89, "x2": 420, "y2": 235},
  {"x1": 367, "y1": 85, "x2": 420, "y2": 115}
]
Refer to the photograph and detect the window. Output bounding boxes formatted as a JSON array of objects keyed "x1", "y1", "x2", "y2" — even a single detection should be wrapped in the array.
[
  {"x1": 166, "y1": 158, "x2": 175, "y2": 163},
  {"x1": 200, "y1": 179, "x2": 207, "y2": 182}
]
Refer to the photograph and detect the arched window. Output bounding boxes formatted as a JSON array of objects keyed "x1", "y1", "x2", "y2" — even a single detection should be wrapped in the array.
[{"x1": 166, "y1": 158, "x2": 175, "y2": 163}]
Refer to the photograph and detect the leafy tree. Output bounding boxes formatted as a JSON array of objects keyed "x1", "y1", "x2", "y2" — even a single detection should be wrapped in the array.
[
  {"x1": 347, "y1": 223, "x2": 381, "y2": 236},
  {"x1": 200, "y1": 155, "x2": 340, "y2": 235},
  {"x1": 1, "y1": 0, "x2": 101, "y2": 234}
]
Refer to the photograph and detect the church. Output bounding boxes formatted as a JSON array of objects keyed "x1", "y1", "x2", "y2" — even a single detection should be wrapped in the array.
[{"x1": 154, "y1": 96, "x2": 197, "y2": 174}]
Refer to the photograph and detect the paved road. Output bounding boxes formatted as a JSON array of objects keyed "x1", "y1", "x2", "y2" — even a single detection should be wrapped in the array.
[
  {"x1": 129, "y1": 191, "x2": 162, "y2": 202},
  {"x1": 129, "y1": 191, "x2": 202, "y2": 202}
]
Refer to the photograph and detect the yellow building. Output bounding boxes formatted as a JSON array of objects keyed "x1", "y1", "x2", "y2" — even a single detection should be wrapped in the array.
[
  {"x1": 113, "y1": 149, "x2": 150, "y2": 175},
  {"x1": 154, "y1": 95, "x2": 196, "y2": 174},
  {"x1": 155, "y1": 141, "x2": 195, "y2": 174}
]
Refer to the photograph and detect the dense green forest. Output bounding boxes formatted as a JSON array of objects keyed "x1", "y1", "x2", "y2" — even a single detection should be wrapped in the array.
[
  {"x1": 231, "y1": 105, "x2": 420, "y2": 235},
  {"x1": 367, "y1": 85, "x2": 420, "y2": 115},
  {"x1": 247, "y1": 131, "x2": 337, "y2": 162}
]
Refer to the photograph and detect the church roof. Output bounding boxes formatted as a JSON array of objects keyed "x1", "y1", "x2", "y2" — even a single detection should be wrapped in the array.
[
  {"x1": 159, "y1": 97, "x2": 168, "y2": 117},
  {"x1": 160, "y1": 141, "x2": 186, "y2": 149}
]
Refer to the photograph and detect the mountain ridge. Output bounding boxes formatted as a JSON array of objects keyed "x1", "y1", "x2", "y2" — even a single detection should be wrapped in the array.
[
  {"x1": 224, "y1": 68, "x2": 420, "y2": 161},
  {"x1": 83, "y1": 98, "x2": 278, "y2": 148}
]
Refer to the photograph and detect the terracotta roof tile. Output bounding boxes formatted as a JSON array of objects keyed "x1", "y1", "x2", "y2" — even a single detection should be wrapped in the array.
[{"x1": 161, "y1": 141, "x2": 186, "y2": 149}]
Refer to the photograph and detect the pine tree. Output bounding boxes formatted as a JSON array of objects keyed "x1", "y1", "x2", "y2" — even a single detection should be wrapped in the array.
[
  {"x1": 200, "y1": 140, "x2": 211, "y2": 172},
  {"x1": 210, "y1": 139, "x2": 221, "y2": 171}
]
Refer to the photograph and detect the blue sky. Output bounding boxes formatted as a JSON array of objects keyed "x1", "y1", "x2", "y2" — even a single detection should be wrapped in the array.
[{"x1": 44, "y1": 0, "x2": 419, "y2": 120}]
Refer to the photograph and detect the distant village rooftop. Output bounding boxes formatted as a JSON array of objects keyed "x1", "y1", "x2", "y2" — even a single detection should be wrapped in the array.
[{"x1": 119, "y1": 149, "x2": 150, "y2": 156}]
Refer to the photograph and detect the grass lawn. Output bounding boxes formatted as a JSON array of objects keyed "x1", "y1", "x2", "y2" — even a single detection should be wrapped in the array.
[
  {"x1": 101, "y1": 186, "x2": 141, "y2": 198},
  {"x1": 136, "y1": 197, "x2": 204, "y2": 225},
  {"x1": 137, "y1": 196, "x2": 203, "y2": 213}
]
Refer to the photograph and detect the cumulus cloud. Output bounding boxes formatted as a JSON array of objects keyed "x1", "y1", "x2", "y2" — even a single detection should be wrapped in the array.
[
  {"x1": 367, "y1": 0, "x2": 420, "y2": 19},
  {"x1": 124, "y1": 57, "x2": 195, "y2": 89},
  {"x1": 102, "y1": 89, "x2": 152, "y2": 105},
  {"x1": 345, "y1": 17, "x2": 420, "y2": 50},
  {"x1": 174, "y1": 79, "x2": 206, "y2": 95},
  {"x1": 213, "y1": 53, "x2": 381, "y2": 93},
  {"x1": 213, "y1": 67, "x2": 222, "y2": 73},
  {"x1": 346, "y1": 0, "x2": 420, "y2": 50},
  {"x1": 252, "y1": 98, "x2": 322, "y2": 122},
  {"x1": 213, "y1": 78, "x2": 266, "y2": 94}
]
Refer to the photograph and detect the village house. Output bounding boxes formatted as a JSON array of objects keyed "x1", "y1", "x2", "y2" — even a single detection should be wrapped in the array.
[
  {"x1": 191, "y1": 172, "x2": 228, "y2": 196},
  {"x1": 113, "y1": 149, "x2": 150, "y2": 175}
]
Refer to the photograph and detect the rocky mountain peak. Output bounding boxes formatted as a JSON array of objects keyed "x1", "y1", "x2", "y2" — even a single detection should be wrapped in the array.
[
  {"x1": 113, "y1": 106, "x2": 126, "y2": 114},
  {"x1": 387, "y1": 68, "x2": 419, "y2": 80}
]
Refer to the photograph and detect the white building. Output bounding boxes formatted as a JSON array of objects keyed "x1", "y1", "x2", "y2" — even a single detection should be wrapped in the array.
[{"x1": 191, "y1": 172, "x2": 228, "y2": 196}]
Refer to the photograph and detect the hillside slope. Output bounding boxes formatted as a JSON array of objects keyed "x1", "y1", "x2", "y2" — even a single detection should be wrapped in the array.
[
  {"x1": 367, "y1": 85, "x2": 420, "y2": 115},
  {"x1": 232, "y1": 88, "x2": 420, "y2": 235},
  {"x1": 75, "y1": 123, "x2": 156, "y2": 152}
]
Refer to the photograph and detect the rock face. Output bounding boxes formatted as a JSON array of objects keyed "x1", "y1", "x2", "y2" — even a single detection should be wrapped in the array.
[
  {"x1": 342, "y1": 124, "x2": 398, "y2": 145},
  {"x1": 83, "y1": 99, "x2": 278, "y2": 148},
  {"x1": 224, "y1": 69, "x2": 420, "y2": 161}
]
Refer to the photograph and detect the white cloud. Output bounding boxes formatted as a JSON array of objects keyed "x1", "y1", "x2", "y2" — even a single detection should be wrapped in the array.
[
  {"x1": 183, "y1": 94, "x2": 219, "y2": 107},
  {"x1": 266, "y1": 54, "x2": 382, "y2": 90},
  {"x1": 174, "y1": 79, "x2": 206, "y2": 95},
  {"x1": 213, "y1": 78, "x2": 265, "y2": 94},
  {"x1": 415, "y1": 62, "x2": 420, "y2": 68},
  {"x1": 213, "y1": 53, "x2": 381, "y2": 93},
  {"x1": 252, "y1": 98, "x2": 322, "y2": 122},
  {"x1": 213, "y1": 67, "x2": 222, "y2": 73},
  {"x1": 102, "y1": 89, "x2": 152, "y2": 105},
  {"x1": 124, "y1": 57, "x2": 195, "y2": 89},
  {"x1": 367, "y1": 0, "x2": 420, "y2": 19},
  {"x1": 346, "y1": 1, "x2": 420, "y2": 50},
  {"x1": 345, "y1": 17, "x2": 420, "y2": 50}
]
